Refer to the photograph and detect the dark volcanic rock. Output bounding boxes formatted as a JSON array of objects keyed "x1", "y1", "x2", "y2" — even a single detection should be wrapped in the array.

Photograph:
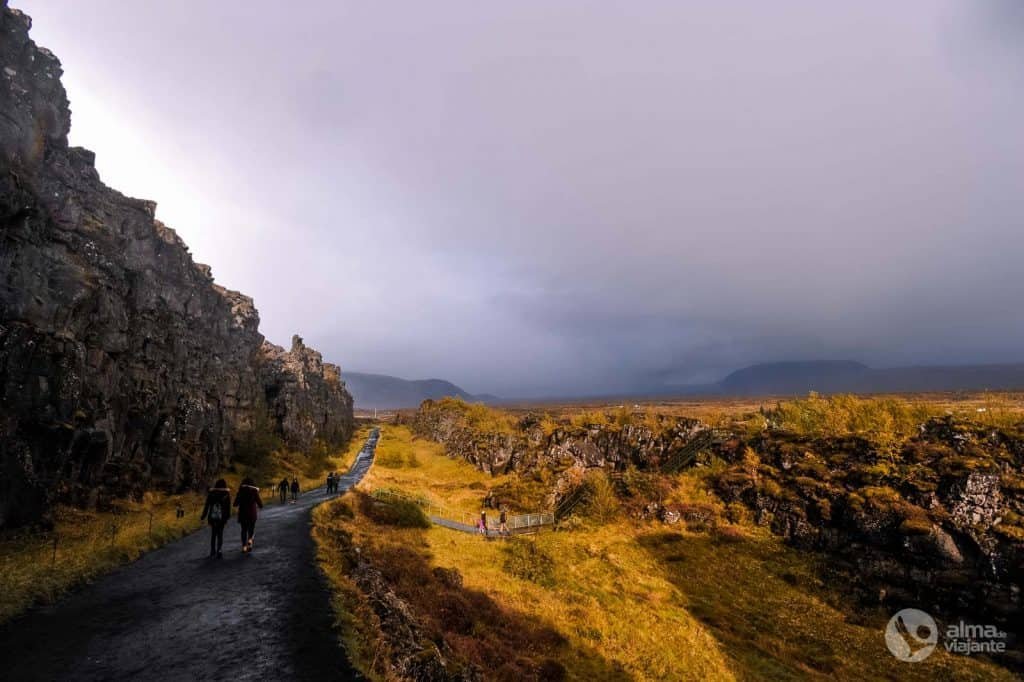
[
  {"x1": 259, "y1": 336, "x2": 354, "y2": 451},
  {"x1": 712, "y1": 418, "x2": 1024, "y2": 646},
  {"x1": 413, "y1": 399, "x2": 706, "y2": 477},
  {"x1": 0, "y1": 3, "x2": 352, "y2": 527}
]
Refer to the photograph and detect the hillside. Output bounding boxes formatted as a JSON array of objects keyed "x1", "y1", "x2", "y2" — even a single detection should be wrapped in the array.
[
  {"x1": 345, "y1": 371, "x2": 488, "y2": 409},
  {"x1": 701, "y1": 360, "x2": 1024, "y2": 397},
  {"x1": 314, "y1": 412, "x2": 1020, "y2": 679}
]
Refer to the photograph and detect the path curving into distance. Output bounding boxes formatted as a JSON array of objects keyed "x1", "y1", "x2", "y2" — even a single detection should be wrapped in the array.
[{"x1": 0, "y1": 428, "x2": 378, "y2": 682}]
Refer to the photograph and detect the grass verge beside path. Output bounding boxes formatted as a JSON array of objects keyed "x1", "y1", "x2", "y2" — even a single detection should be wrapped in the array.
[
  {"x1": 0, "y1": 426, "x2": 370, "y2": 625},
  {"x1": 314, "y1": 424, "x2": 1015, "y2": 681},
  {"x1": 0, "y1": 490, "x2": 204, "y2": 623}
]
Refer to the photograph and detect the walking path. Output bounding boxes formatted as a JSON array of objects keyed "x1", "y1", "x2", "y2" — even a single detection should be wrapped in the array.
[
  {"x1": 0, "y1": 429, "x2": 378, "y2": 682},
  {"x1": 371, "y1": 488, "x2": 553, "y2": 537}
]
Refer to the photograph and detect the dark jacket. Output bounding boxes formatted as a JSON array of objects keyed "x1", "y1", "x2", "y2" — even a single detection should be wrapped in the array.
[
  {"x1": 290, "y1": 480, "x2": 300, "y2": 493},
  {"x1": 278, "y1": 479, "x2": 289, "y2": 491},
  {"x1": 201, "y1": 488, "x2": 231, "y2": 525},
  {"x1": 234, "y1": 484, "x2": 264, "y2": 522}
]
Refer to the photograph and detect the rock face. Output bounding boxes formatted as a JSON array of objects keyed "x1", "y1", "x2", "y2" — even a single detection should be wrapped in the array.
[
  {"x1": 413, "y1": 399, "x2": 705, "y2": 477},
  {"x1": 259, "y1": 336, "x2": 354, "y2": 452},
  {"x1": 413, "y1": 399, "x2": 1024, "y2": 653},
  {"x1": 713, "y1": 417, "x2": 1024, "y2": 642},
  {"x1": 412, "y1": 398, "x2": 709, "y2": 512},
  {"x1": 0, "y1": 3, "x2": 353, "y2": 528}
]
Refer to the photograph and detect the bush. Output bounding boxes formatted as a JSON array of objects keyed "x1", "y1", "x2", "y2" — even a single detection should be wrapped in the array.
[
  {"x1": 428, "y1": 397, "x2": 517, "y2": 434},
  {"x1": 537, "y1": 659, "x2": 568, "y2": 681},
  {"x1": 360, "y1": 496, "x2": 431, "y2": 528},
  {"x1": 327, "y1": 499, "x2": 354, "y2": 520},
  {"x1": 502, "y1": 540, "x2": 556, "y2": 587},
  {"x1": 581, "y1": 470, "x2": 620, "y2": 523},
  {"x1": 766, "y1": 393, "x2": 931, "y2": 454}
]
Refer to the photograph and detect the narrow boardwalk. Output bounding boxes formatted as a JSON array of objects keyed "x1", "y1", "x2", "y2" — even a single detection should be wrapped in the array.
[
  {"x1": 371, "y1": 488, "x2": 552, "y2": 536},
  {"x1": 0, "y1": 429, "x2": 378, "y2": 682},
  {"x1": 429, "y1": 515, "x2": 479, "y2": 534}
]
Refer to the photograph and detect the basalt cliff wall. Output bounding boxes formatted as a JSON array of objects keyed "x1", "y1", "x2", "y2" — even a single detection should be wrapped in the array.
[
  {"x1": 412, "y1": 399, "x2": 1024, "y2": 650},
  {"x1": 0, "y1": 3, "x2": 353, "y2": 528}
]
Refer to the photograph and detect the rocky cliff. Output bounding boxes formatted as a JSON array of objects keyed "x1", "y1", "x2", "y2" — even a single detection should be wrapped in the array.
[
  {"x1": 413, "y1": 398, "x2": 703, "y2": 476},
  {"x1": 713, "y1": 418, "x2": 1024, "y2": 645},
  {"x1": 0, "y1": 3, "x2": 353, "y2": 528},
  {"x1": 413, "y1": 399, "x2": 1024, "y2": 652},
  {"x1": 259, "y1": 336, "x2": 354, "y2": 451}
]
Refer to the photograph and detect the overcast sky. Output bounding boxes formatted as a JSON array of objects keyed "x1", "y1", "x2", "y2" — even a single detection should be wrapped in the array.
[{"x1": 15, "y1": 1, "x2": 1024, "y2": 397}]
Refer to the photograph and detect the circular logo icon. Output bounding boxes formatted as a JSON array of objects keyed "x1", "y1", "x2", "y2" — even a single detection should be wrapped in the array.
[{"x1": 885, "y1": 608, "x2": 938, "y2": 662}]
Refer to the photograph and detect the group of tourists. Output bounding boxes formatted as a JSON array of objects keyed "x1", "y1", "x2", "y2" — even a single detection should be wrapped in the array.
[
  {"x1": 277, "y1": 477, "x2": 300, "y2": 504},
  {"x1": 199, "y1": 477, "x2": 264, "y2": 557},
  {"x1": 325, "y1": 471, "x2": 343, "y2": 494},
  {"x1": 477, "y1": 506, "x2": 510, "y2": 538}
]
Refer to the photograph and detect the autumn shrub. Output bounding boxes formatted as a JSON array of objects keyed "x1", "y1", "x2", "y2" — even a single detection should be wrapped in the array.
[
  {"x1": 359, "y1": 495, "x2": 430, "y2": 528},
  {"x1": 581, "y1": 470, "x2": 620, "y2": 523},
  {"x1": 502, "y1": 539, "x2": 557, "y2": 587},
  {"x1": 767, "y1": 393, "x2": 931, "y2": 453}
]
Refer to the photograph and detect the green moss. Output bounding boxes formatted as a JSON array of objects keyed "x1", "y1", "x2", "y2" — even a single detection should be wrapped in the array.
[
  {"x1": 861, "y1": 486, "x2": 901, "y2": 506},
  {"x1": 845, "y1": 492, "x2": 866, "y2": 513},
  {"x1": 898, "y1": 517, "x2": 933, "y2": 536},
  {"x1": 758, "y1": 477, "x2": 783, "y2": 498},
  {"x1": 937, "y1": 456, "x2": 999, "y2": 477},
  {"x1": 993, "y1": 524, "x2": 1024, "y2": 542},
  {"x1": 794, "y1": 476, "x2": 824, "y2": 495},
  {"x1": 793, "y1": 457, "x2": 831, "y2": 480}
]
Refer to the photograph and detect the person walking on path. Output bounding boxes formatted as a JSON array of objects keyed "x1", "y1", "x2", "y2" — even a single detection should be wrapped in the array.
[
  {"x1": 278, "y1": 478, "x2": 289, "y2": 504},
  {"x1": 234, "y1": 478, "x2": 264, "y2": 553},
  {"x1": 499, "y1": 506, "x2": 509, "y2": 537},
  {"x1": 479, "y1": 510, "x2": 488, "y2": 537},
  {"x1": 200, "y1": 479, "x2": 231, "y2": 558},
  {"x1": 290, "y1": 477, "x2": 300, "y2": 503},
  {"x1": 326, "y1": 472, "x2": 334, "y2": 495}
]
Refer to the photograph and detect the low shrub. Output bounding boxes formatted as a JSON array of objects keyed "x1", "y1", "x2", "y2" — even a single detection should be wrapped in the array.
[
  {"x1": 360, "y1": 496, "x2": 431, "y2": 528},
  {"x1": 581, "y1": 470, "x2": 621, "y2": 523},
  {"x1": 503, "y1": 540, "x2": 557, "y2": 587}
]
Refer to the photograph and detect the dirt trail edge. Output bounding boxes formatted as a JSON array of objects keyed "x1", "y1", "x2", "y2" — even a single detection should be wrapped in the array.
[{"x1": 0, "y1": 429, "x2": 379, "y2": 682}]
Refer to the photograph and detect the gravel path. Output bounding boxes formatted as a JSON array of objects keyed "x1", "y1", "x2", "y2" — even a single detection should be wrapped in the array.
[{"x1": 0, "y1": 430, "x2": 377, "y2": 682}]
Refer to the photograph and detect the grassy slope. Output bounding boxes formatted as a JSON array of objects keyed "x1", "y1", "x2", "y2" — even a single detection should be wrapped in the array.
[
  {"x1": 315, "y1": 424, "x2": 1013, "y2": 681},
  {"x1": 0, "y1": 426, "x2": 370, "y2": 625}
]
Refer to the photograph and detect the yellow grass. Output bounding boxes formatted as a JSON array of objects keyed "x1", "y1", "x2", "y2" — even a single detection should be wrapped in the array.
[
  {"x1": 488, "y1": 390, "x2": 1024, "y2": 435},
  {"x1": 315, "y1": 425, "x2": 1013, "y2": 680},
  {"x1": 0, "y1": 426, "x2": 371, "y2": 625},
  {"x1": 0, "y1": 490, "x2": 204, "y2": 623}
]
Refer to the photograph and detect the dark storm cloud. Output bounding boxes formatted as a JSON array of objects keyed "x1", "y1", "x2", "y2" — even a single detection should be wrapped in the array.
[{"x1": 15, "y1": 1, "x2": 1024, "y2": 397}]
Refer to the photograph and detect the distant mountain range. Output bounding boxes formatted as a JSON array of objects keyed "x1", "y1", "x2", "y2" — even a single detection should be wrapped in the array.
[
  {"x1": 343, "y1": 372, "x2": 494, "y2": 409},
  {"x1": 696, "y1": 360, "x2": 1024, "y2": 396},
  {"x1": 346, "y1": 361, "x2": 1024, "y2": 408}
]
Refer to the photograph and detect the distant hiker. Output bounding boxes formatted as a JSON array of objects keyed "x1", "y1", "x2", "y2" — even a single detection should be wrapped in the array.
[
  {"x1": 234, "y1": 478, "x2": 264, "y2": 553},
  {"x1": 278, "y1": 478, "x2": 289, "y2": 504},
  {"x1": 326, "y1": 472, "x2": 334, "y2": 494},
  {"x1": 290, "y1": 477, "x2": 300, "y2": 502},
  {"x1": 333, "y1": 471, "x2": 341, "y2": 493},
  {"x1": 200, "y1": 479, "x2": 231, "y2": 558},
  {"x1": 499, "y1": 507, "x2": 509, "y2": 537},
  {"x1": 479, "y1": 510, "x2": 488, "y2": 537}
]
